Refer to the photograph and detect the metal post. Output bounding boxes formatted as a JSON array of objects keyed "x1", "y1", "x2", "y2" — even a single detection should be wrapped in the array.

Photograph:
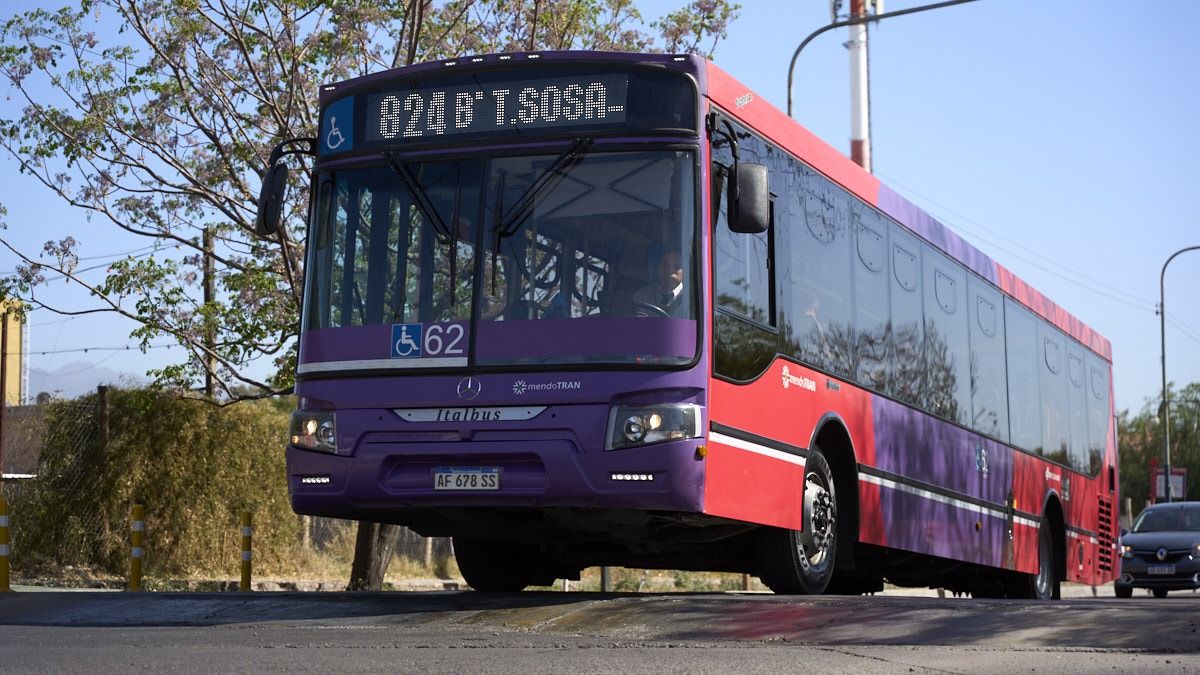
[
  {"x1": 0, "y1": 497, "x2": 10, "y2": 592},
  {"x1": 601, "y1": 566, "x2": 611, "y2": 592},
  {"x1": 787, "y1": 0, "x2": 982, "y2": 118},
  {"x1": 240, "y1": 512, "x2": 253, "y2": 591},
  {"x1": 0, "y1": 308, "x2": 8, "y2": 481},
  {"x1": 848, "y1": 0, "x2": 871, "y2": 172},
  {"x1": 129, "y1": 503, "x2": 145, "y2": 592},
  {"x1": 1159, "y1": 245, "x2": 1200, "y2": 503}
]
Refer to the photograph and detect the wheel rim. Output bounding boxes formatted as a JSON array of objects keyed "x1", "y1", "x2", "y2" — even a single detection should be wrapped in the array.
[{"x1": 799, "y1": 468, "x2": 835, "y2": 572}]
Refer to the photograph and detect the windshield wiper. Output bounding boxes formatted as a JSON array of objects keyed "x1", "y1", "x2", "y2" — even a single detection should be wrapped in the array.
[
  {"x1": 383, "y1": 151, "x2": 453, "y2": 244},
  {"x1": 495, "y1": 137, "x2": 593, "y2": 238}
]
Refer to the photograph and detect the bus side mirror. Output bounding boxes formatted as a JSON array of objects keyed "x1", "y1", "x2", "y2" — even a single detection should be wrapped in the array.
[
  {"x1": 728, "y1": 163, "x2": 769, "y2": 234},
  {"x1": 254, "y1": 162, "x2": 289, "y2": 237}
]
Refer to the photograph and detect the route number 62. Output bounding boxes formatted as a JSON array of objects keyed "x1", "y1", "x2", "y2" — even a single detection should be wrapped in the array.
[{"x1": 423, "y1": 322, "x2": 466, "y2": 357}]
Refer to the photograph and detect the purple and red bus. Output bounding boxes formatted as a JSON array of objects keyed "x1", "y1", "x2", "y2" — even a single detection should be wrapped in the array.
[{"x1": 257, "y1": 51, "x2": 1118, "y2": 596}]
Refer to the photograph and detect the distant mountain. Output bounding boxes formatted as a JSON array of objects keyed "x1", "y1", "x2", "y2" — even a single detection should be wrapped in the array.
[{"x1": 26, "y1": 361, "x2": 146, "y2": 401}]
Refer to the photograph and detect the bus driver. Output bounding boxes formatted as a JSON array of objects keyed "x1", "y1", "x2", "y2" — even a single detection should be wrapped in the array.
[{"x1": 633, "y1": 249, "x2": 686, "y2": 317}]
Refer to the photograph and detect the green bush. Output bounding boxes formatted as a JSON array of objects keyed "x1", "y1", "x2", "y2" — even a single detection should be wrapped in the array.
[{"x1": 10, "y1": 388, "x2": 304, "y2": 578}]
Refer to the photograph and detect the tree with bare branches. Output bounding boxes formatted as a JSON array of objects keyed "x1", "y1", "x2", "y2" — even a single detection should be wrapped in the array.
[{"x1": 0, "y1": 0, "x2": 739, "y2": 589}]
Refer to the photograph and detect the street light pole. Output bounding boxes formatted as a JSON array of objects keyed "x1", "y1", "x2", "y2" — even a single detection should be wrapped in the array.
[
  {"x1": 1159, "y1": 245, "x2": 1200, "y2": 503},
  {"x1": 787, "y1": 0, "x2": 982, "y2": 119}
]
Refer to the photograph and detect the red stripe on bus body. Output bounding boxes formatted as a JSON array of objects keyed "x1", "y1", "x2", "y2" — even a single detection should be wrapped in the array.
[{"x1": 704, "y1": 441, "x2": 805, "y2": 531}]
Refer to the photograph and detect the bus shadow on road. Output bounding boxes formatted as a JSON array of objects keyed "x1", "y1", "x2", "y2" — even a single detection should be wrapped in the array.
[
  {"x1": 0, "y1": 590, "x2": 600, "y2": 629},
  {"x1": 2, "y1": 590, "x2": 1197, "y2": 652}
]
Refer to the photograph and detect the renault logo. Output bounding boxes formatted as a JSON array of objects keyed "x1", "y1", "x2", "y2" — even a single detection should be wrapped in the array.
[
  {"x1": 456, "y1": 376, "x2": 482, "y2": 400},
  {"x1": 1157, "y1": 547, "x2": 1168, "y2": 561}
]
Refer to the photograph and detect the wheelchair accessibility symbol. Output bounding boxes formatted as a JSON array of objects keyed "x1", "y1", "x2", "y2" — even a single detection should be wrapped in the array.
[
  {"x1": 325, "y1": 116, "x2": 346, "y2": 150},
  {"x1": 319, "y1": 96, "x2": 354, "y2": 155},
  {"x1": 391, "y1": 323, "x2": 423, "y2": 358}
]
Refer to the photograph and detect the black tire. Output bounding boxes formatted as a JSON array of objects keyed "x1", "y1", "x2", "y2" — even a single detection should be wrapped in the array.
[
  {"x1": 1114, "y1": 584, "x2": 1133, "y2": 599},
  {"x1": 1033, "y1": 516, "x2": 1061, "y2": 600},
  {"x1": 453, "y1": 537, "x2": 538, "y2": 592},
  {"x1": 998, "y1": 516, "x2": 1060, "y2": 600},
  {"x1": 757, "y1": 449, "x2": 838, "y2": 595},
  {"x1": 1153, "y1": 588, "x2": 1169, "y2": 599}
]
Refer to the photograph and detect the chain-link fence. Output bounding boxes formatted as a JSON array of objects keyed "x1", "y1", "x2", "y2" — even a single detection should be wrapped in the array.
[
  {"x1": 2, "y1": 399, "x2": 106, "y2": 576},
  {"x1": 1, "y1": 393, "x2": 453, "y2": 584}
]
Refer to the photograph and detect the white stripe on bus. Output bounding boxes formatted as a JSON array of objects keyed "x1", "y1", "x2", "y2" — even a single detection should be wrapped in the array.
[
  {"x1": 859, "y1": 472, "x2": 1040, "y2": 528},
  {"x1": 297, "y1": 357, "x2": 469, "y2": 374},
  {"x1": 707, "y1": 431, "x2": 806, "y2": 467}
]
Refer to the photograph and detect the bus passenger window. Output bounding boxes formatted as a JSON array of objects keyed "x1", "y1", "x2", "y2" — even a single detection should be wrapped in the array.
[
  {"x1": 1005, "y1": 300, "x2": 1042, "y2": 452},
  {"x1": 967, "y1": 278, "x2": 1009, "y2": 442},
  {"x1": 889, "y1": 226, "x2": 923, "y2": 407},
  {"x1": 1039, "y1": 326, "x2": 1069, "y2": 465},
  {"x1": 783, "y1": 167, "x2": 851, "y2": 379},
  {"x1": 1066, "y1": 348, "x2": 1090, "y2": 473},
  {"x1": 923, "y1": 252, "x2": 970, "y2": 425},
  {"x1": 853, "y1": 206, "x2": 888, "y2": 391}
]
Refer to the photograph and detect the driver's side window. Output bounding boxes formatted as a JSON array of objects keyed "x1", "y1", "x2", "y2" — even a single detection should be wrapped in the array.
[{"x1": 711, "y1": 120, "x2": 779, "y2": 382}]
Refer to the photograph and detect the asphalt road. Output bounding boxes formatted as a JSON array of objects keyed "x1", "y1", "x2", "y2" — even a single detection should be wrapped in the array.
[{"x1": 2, "y1": 590, "x2": 1198, "y2": 673}]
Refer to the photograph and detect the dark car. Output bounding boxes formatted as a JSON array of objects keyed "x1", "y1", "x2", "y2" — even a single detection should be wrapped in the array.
[{"x1": 1115, "y1": 501, "x2": 1200, "y2": 598}]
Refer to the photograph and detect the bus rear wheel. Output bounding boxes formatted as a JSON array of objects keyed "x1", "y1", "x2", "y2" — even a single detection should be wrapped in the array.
[
  {"x1": 1000, "y1": 516, "x2": 1061, "y2": 599},
  {"x1": 756, "y1": 449, "x2": 838, "y2": 595},
  {"x1": 453, "y1": 537, "x2": 538, "y2": 592},
  {"x1": 1033, "y1": 517, "x2": 1061, "y2": 600}
]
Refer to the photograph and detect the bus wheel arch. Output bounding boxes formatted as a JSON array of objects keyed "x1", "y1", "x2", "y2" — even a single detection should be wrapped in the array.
[
  {"x1": 1039, "y1": 494, "x2": 1066, "y2": 600},
  {"x1": 811, "y1": 417, "x2": 859, "y2": 569},
  {"x1": 755, "y1": 415, "x2": 860, "y2": 595}
]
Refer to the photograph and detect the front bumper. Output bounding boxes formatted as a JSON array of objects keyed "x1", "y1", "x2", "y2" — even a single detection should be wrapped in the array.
[
  {"x1": 286, "y1": 428, "x2": 708, "y2": 522},
  {"x1": 1116, "y1": 556, "x2": 1200, "y2": 591}
]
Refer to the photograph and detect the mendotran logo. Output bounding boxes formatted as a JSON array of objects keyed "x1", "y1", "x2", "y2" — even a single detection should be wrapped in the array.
[
  {"x1": 781, "y1": 365, "x2": 816, "y2": 392},
  {"x1": 511, "y1": 379, "x2": 581, "y2": 396}
]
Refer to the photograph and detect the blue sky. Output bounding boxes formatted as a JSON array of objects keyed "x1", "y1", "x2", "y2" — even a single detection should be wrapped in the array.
[{"x1": 2, "y1": 0, "x2": 1198, "y2": 414}]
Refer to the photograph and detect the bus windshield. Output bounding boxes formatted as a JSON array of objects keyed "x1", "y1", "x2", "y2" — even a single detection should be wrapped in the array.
[{"x1": 303, "y1": 147, "x2": 697, "y2": 368}]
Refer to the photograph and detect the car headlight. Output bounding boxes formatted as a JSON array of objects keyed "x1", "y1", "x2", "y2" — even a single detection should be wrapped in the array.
[
  {"x1": 606, "y1": 403, "x2": 702, "y2": 450},
  {"x1": 290, "y1": 410, "x2": 338, "y2": 453},
  {"x1": 1193, "y1": 542, "x2": 1200, "y2": 559}
]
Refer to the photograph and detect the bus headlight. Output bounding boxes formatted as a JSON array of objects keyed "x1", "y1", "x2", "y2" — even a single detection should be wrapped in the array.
[
  {"x1": 290, "y1": 410, "x2": 338, "y2": 453},
  {"x1": 606, "y1": 403, "x2": 701, "y2": 450}
]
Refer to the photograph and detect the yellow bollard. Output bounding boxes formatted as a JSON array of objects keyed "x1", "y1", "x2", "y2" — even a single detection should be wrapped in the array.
[
  {"x1": 129, "y1": 503, "x2": 144, "y2": 592},
  {"x1": 239, "y1": 512, "x2": 252, "y2": 592},
  {"x1": 1, "y1": 498, "x2": 11, "y2": 592}
]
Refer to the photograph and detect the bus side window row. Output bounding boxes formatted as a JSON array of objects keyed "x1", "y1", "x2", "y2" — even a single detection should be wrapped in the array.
[{"x1": 711, "y1": 118, "x2": 1111, "y2": 476}]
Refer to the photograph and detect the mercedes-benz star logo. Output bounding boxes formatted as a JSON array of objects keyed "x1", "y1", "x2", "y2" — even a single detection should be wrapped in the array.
[{"x1": 456, "y1": 376, "x2": 482, "y2": 400}]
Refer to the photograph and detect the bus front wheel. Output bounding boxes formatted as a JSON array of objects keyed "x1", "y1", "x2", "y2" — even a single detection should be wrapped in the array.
[
  {"x1": 756, "y1": 448, "x2": 838, "y2": 595},
  {"x1": 453, "y1": 537, "x2": 538, "y2": 592}
]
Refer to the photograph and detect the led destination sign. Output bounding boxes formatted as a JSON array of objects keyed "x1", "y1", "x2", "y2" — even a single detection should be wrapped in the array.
[{"x1": 366, "y1": 74, "x2": 629, "y2": 141}]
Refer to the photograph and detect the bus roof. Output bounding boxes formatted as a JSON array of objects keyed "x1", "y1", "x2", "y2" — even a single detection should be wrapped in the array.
[{"x1": 705, "y1": 60, "x2": 1112, "y2": 362}]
